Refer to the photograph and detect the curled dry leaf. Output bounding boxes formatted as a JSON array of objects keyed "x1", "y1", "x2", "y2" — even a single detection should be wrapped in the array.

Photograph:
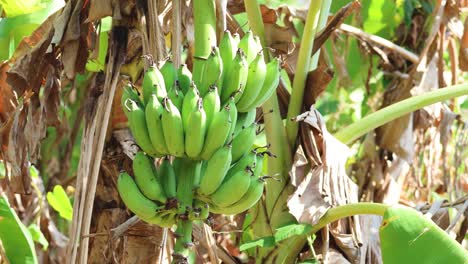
[{"x1": 288, "y1": 107, "x2": 362, "y2": 261}]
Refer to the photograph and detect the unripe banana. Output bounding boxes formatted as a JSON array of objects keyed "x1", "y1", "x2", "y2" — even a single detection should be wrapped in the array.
[
  {"x1": 145, "y1": 94, "x2": 169, "y2": 155},
  {"x1": 160, "y1": 60, "x2": 178, "y2": 92},
  {"x1": 254, "y1": 36, "x2": 262, "y2": 53},
  {"x1": 185, "y1": 99, "x2": 207, "y2": 159},
  {"x1": 202, "y1": 85, "x2": 221, "y2": 127},
  {"x1": 161, "y1": 98, "x2": 185, "y2": 157},
  {"x1": 159, "y1": 157, "x2": 177, "y2": 198},
  {"x1": 219, "y1": 31, "x2": 237, "y2": 70},
  {"x1": 226, "y1": 150, "x2": 257, "y2": 180},
  {"x1": 252, "y1": 151, "x2": 265, "y2": 177},
  {"x1": 225, "y1": 98, "x2": 238, "y2": 139},
  {"x1": 219, "y1": 30, "x2": 238, "y2": 88},
  {"x1": 168, "y1": 81, "x2": 185, "y2": 110},
  {"x1": 233, "y1": 109, "x2": 257, "y2": 137},
  {"x1": 117, "y1": 172, "x2": 160, "y2": 219},
  {"x1": 238, "y1": 30, "x2": 259, "y2": 64},
  {"x1": 143, "y1": 65, "x2": 167, "y2": 104},
  {"x1": 126, "y1": 99, "x2": 160, "y2": 157},
  {"x1": 200, "y1": 105, "x2": 232, "y2": 160},
  {"x1": 121, "y1": 85, "x2": 142, "y2": 116},
  {"x1": 133, "y1": 152, "x2": 167, "y2": 203},
  {"x1": 247, "y1": 57, "x2": 281, "y2": 110},
  {"x1": 181, "y1": 82, "x2": 201, "y2": 129},
  {"x1": 210, "y1": 178, "x2": 264, "y2": 215},
  {"x1": 220, "y1": 49, "x2": 248, "y2": 103},
  {"x1": 178, "y1": 64, "x2": 192, "y2": 94},
  {"x1": 236, "y1": 52, "x2": 267, "y2": 112},
  {"x1": 140, "y1": 211, "x2": 177, "y2": 228},
  {"x1": 211, "y1": 167, "x2": 252, "y2": 207},
  {"x1": 192, "y1": 57, "x2": 206, "y2": 90},
  {"x1": 231, "y1": 123, "x2": 256, "y2": 162},
  {"x1": 200, "y1": 47, "x2": 223, "y2": 95},
  {"x1": 198, "y1": 144, "x2": 232, "y2": 196}
]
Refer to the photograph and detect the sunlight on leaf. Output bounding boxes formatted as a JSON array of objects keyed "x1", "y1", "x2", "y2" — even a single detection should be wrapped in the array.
[
  {"x1": 28, "y1": 224, "x2": 49, "y2": 250},
  {"x1": 0, "y1": 196, "x2": 38, "y2": 264},
  {"x1": 46, "y1": 185, "x2": 73, "y2": 220}
]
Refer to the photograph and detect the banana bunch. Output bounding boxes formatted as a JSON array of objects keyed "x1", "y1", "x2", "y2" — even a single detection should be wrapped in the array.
[
  {"x1": 118, "y1": 30, "x2": 280, "y2": 226},
  {"x1": 198, "y1": 148, "x2": 270, "y2": 216}
]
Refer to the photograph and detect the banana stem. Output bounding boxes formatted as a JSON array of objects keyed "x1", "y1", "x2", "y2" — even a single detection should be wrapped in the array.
[
  {"x1": 278, "y1": 203, "x2": 390, "y2": 264},
  {"x1": 172, "y1": 159, "x2": 200, "y2": 264},
  {"x1": 285, "y1": 0, "x2": 323, "y2": 148},
  {"x1": 309, "y1": 202, "x2": 389, "y2": 234},
  {"x1": 334, "y1": 84, "x2": 468, "y2": 144}
]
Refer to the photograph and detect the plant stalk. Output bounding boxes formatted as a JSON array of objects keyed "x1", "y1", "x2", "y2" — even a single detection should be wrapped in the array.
[
  {"x1": 172, "y1": 159, "x2": 200, "y2": 264},
  {"x1": 334, "y1": 84, "x2": 468, "y2": 144},
  {"x1": 277, "y1": 203, "x2": 390, "y2": 263},
  {"x1": 285, "y1": 0, "x2": 323, "y2": 148},
  {"x1": 243, "y1": 0, "x2": 292, "y2": 214}
]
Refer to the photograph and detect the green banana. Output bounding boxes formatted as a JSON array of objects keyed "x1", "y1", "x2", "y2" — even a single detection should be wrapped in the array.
[
  {"x1": 219, "y1": 30, "x2": 238, "y2": 89},
  {"x1": 185, "y1": 99, "x2": 207, "y2": 159},
  {"x1": 210, "y1": 167, "x2": 252, "y2": 207},
  {"x1": 231, "y1": 123, "x2": 256, "y2": 162},
  {"x1": 220, "y1": 49, "x2": 248, "y2": 103},
  {"x1": 142, "y1": 65, "x2": 167, "y2": 104},
  {"x1": 160, "y1": 60, "x2": 178, "y2": 92},
  {"x1": 226, "y1": 150, "x2": 257, "y2": 180},
  {"x1": 168, "y1": 80, "x2": 185, "y2": 110},
  {"x1": 145, "y1": 94, "x2": 169, "y2": 155},
  {"x1": 121, "y1": 85, "x2": 142, "y2": 116},
  {"x1": 200, "y1": 105, "x2": 233, "y2": 160},
  {"x1": 126, "y1": 99, "x2": 159, "y2": 157},
  {"x1": 233, "y1": 109, "x2": 257, "y2": 136},
  {"x1": 193, "y1": 0, "x2": 216, "y2": 58},
  {"x1": 161, "y1": 97, "x2": 185, "y2": 157},
  {"x1": 200, "y1": 47, "x2": 223, "y2": 96},
  {"x1": 202, "y1": 85, "x2": 221, "y2": 127},
  {"x1": 247, "y1": 57, "x2": 281, "y2": 110},
  {"x1": 219, "y1": 31, "x2": 237, "y2": 70},
  {"x1": 198, "y1": 144, "x2": 232, "y2": 196},
  {"x1": 210, "y1": 178, "x2": 264, "y2": 215},
  {"x1": 181, "y1": 82, "x2": 201, "y2": 129},
  {"x1": 254, "y1": 151, "x2": 266, "y2": 176},
  {"x1": 140, "y1": 211, "x2": 177, "y2": 228},
  {"x1": 117, "y1": 172, "x2": 160, "y2": 219},
  {"x1": 159, "y1": 157, "x2": 177, "y2": 198},
  {"x1": 236, "y1": 52, "x2": 267, "y2": 112},
  {"x1": 238, "y1": 30, "x2": 259, "y2": 64},
  {"x1": 192, "y1": 57, "x2": 206, "y2": 90},
  {"x1": 178, "y1": 64, "x2": 192, "y2": 94},
  {"x1": 133, "y1": 152, "x2": 167, "y2": 203},
  {"x1": 225, "y1": 98, "x2": 238, "y2": 139}
]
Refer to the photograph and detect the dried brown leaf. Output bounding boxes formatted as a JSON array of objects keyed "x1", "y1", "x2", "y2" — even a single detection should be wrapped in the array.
[{"x1": 288, "y1": 108, "x2": 362, "y2": 262}]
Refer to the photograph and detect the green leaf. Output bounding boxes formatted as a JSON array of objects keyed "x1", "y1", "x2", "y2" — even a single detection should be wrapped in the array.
[
  {"x1": 0, "y1": 195, "x2": 38, "y2": 264},
  {"x1": 361, "y1": 0, "x2": 402, "y2": 39},
  {"x1": 0, "y1": 161, "x2": 5, "y2": 179},
  {"x1": 0, "y1": 0, "x2": 42, "y2": 17},
  {"x1": 28, "y1": 224, "x2": 49, "y2": 250},
  {"x1": 273, "y1": 223, "x2": 312, "y2": 242},
  {"x1": 239, "y1": 224, "x2": 312, "y2": 251},
  {"x1": 46, "y1": 185, "x2": 73, "y2": 220},
  {"x1": 239, "y1": 236, "x2": 275, "y2": 251},
  {"x1": 0, "y1": 0, "x2": 65, "y2": 60},
  {"x1": 29, "y1": 165, "x2": 39, "y2": 178}
]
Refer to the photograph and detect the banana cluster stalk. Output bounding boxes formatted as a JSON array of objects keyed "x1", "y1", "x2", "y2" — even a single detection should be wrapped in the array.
[{"x1": 117, "y1": 29, "x2": 280, "y2": 262}]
